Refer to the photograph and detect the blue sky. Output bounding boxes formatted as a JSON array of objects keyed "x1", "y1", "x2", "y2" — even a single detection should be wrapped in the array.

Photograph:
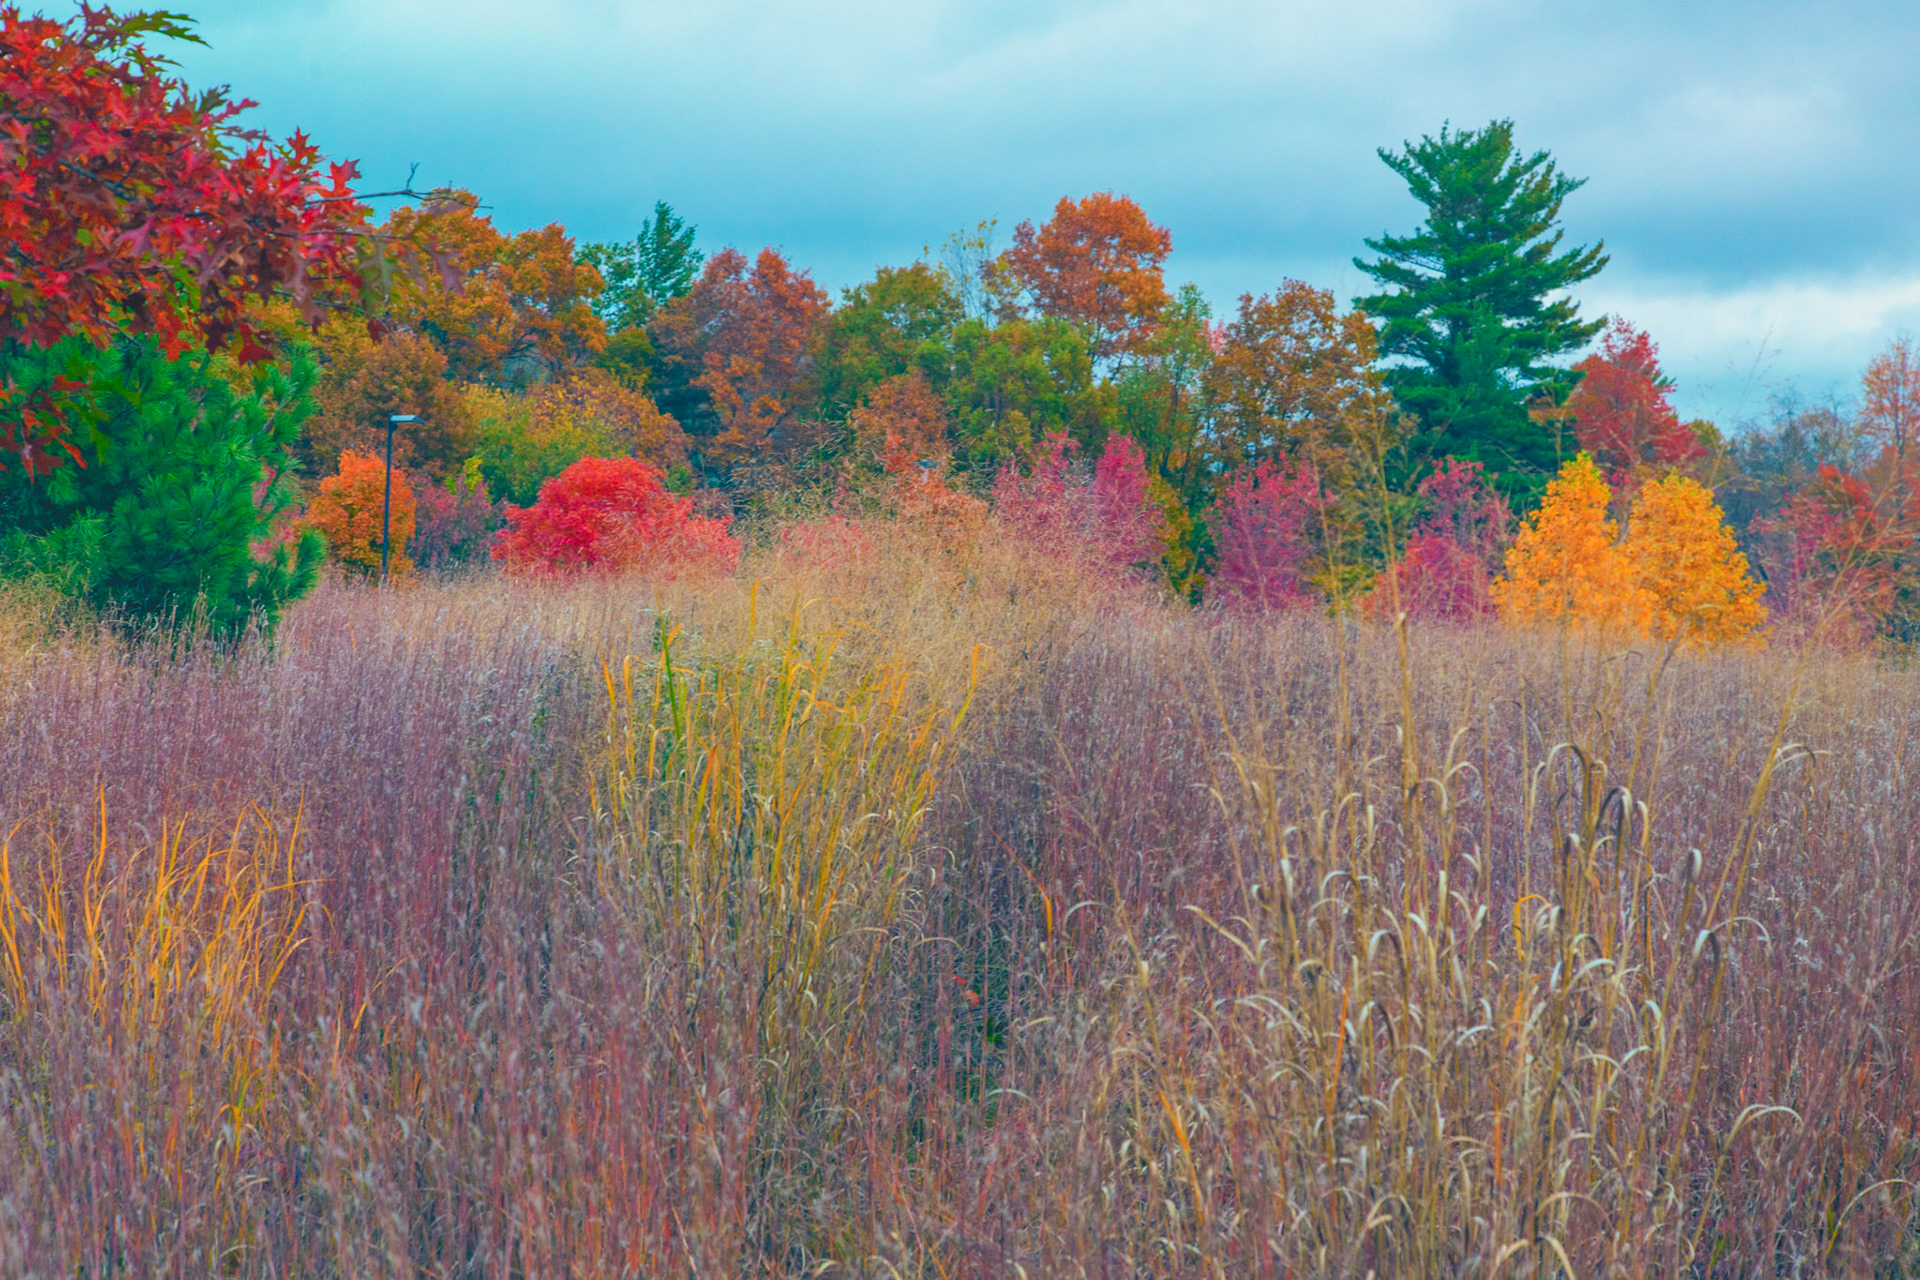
[{"x1": 165, "y1": 0, "x2": 1920, "y2": 428}]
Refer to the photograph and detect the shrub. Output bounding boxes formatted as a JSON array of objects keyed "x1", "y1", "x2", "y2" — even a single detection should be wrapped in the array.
[
  {"x1": 0, "y1": 333, "x2": 322, "y2": 634},
  {"x1": 992, "y1": 431, "x2": 1163, "y2": 577},
  {"x1": 1203, "y1": 454, "x2": 1326, "y2": 611},
  {"x1": 411, "y1": 460, "x2": 505, "y2": 570},
  {"x1": 491, "y1": 455, "x2": 739, "y2": 577},
  {"x1": 305, "y1": 451, "x2": 417, "y2": 579},
  {"x1": 1373, "y1": 456, "x2": 1512, "y2": 621}
]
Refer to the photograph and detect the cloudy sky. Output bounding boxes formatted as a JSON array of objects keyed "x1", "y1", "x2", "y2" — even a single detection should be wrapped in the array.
[{"x1": 166, "y1": 0, "x2": 1920, "y2": 427}]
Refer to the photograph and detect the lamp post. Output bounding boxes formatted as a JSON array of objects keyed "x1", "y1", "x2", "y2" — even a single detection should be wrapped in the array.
[{"x1": 384, "y1": 414, "x2": 418, "y2": 582}]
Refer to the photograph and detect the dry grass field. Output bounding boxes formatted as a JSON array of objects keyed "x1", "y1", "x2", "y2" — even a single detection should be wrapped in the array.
[{"x1": 0, "y1": 540, "x2": 1915, "y2": 1277}]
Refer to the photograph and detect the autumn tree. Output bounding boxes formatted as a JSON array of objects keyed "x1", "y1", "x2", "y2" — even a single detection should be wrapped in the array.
[
  {"x1": 1356, "y1": 120, "x2": 1607, "y2": 487},
  {"x1": 466, "y1": 373, "x2": 687, "y2": 507},
  {"x1": 1862, "y1": 336, "x2": 1920, "y2": 468},
  {"x1": 994, "y1": 193, "x2": 1171, "y2": 363},
  {"x1": 1620, "y1": 473, "x2": 1766, "y2": 647},
  {"x1": 646, "y1": 247, "x2": 829, "y2": 478},
  {"x1": 1759, "y1": 461, "x2": 1920, "y2": 643},
  {"x1": 0, "y1": 6, "x2": 372, "y2": 473},
  {"x1": 306, "y1": 450, "x2": 415, "y2": 578},
  {"x1": 1116, "y1": 283, "x2": 1213, "y2": 488},
  {"x1": 1490, "y1": 454, "x2": 1646, "y2": 631},
  {"x1": 1567, "y1": 318, "x2": 1705, "y2": 487},
  {"x1": 919, "y1": 316, "x2": 1116, "y2": 472},
  {"x1": 578, "y1": 201, "x2": 703, "y2": 332},
  {"x1": 815, "y1": 262, "x2": 961, "y2": 419},
  {"x1": 383, "y1": 192, "x2": 606, "y2": 385},
  {"x1": 492, "y1": 455, "x2": 739, "y2": 577},
  {"x1": 1718, "y1": 394, "x2": 1864, "y2": 544},
  {"x1": 1203, "y1": 281, "x2": 1387, "y2": 484},
  {"x1": 301, "y1": 320, "x2": 474, "y2": 480},
  {"x1": 1860, "y1": 337, "x2": 1920, "y2": 560},
  {"x1": 849, "y1": 370, "x2": 950, "y2": 465}
]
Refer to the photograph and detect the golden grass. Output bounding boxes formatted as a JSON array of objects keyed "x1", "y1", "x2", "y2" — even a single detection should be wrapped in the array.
[{"x1": 0, "y1": 800, "x2": 308, "y2": 1149}]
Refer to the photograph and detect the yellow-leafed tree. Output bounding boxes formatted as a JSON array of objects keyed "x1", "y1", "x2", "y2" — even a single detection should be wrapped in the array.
[
  {"x1": 1490, "y1": 454, "x2": 1648, "y2": 631},
  {"x1": 1622, "y1": 472, "x2": 1767, "y2": 646}
]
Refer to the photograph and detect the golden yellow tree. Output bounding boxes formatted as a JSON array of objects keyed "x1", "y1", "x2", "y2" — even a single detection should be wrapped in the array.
[
  {"x1": 1490, "y1": 454, "x2": 1648, "y2": 631},
  {"x1": 1622, "y1": 472, "x2": 1767, "y2": 646}
]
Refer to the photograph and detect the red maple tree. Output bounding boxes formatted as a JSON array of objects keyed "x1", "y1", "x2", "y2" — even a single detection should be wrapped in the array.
[
  {"x1": 1, "y1": 6, "x2": 372, "y2": 472},
  {"x1": 1566, "y1": 319, "x2": 1705, "y2": 489}
]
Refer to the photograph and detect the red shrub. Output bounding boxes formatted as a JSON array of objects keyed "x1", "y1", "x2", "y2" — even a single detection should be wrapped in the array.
[
  {"x1": 1375, "y1": 456, "x2": 1512, "y2": 621},
  {"x1": 491, "y1": 456, "x2": 739, "y2": 578},
  {"x1": 993, "y1": 432, "x2": 1164, "y2": 577},
  {"x1": 1205, "y1": 456, "x2": 1325, "y2": 611}
]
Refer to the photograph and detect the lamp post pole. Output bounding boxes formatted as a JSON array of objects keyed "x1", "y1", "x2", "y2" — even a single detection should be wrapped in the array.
[{"x1": 384, "y1": 414, "x2": 419, "y2": 583}]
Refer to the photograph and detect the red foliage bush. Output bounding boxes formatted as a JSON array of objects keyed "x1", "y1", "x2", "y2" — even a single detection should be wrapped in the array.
[
  {"x1": 1374, "y1": 456, "x2": 1513, "y2": 621},
  {"x1": 992, "y1": 432, "x2": 1164, "y2": 577},
  {"x1": 411, "y1": 465, "x2": 504, "y2": 569},
  {"x1": 1205, "y1": 455, "x2": 1325, "y2": 611},
  {"x1": 1755, "y1": 462, "x2": 1914, "y2": 641},
  {"x1": 490, "y1": 456, "x2": 739, "y2": 578}
]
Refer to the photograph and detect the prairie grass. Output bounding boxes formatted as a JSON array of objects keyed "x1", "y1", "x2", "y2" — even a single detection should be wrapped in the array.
[{"x1": 0, "y1": 538, "x2": 1914, "y2": 1276}]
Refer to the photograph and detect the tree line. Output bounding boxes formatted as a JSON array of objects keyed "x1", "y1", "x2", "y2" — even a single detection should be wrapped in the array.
[{"x1": 1, "y1": 6, "x2": 1913, "y2": 645}]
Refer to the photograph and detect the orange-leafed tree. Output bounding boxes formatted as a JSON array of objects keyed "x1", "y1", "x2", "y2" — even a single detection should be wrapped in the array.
[
  {"x1": 1621, "y1": 473, "x2": 1766, "y2": 647},
  {"x1": 995, "y1": 193, "x2": 1171, "y2": 362},
  {"x1": 648, "y1": 247, "x2": 829, "y2": 474},
  {"x1": 302, "y1": 319, "x2": 475, "y2": 481},
  {"x1": 1202, "y1": 280, "x2": 1386, "y2": 480},
  {"x1": 849, "y1": 370, "x2": 950, "y2": 464},
  {"x1": 306, "y1": 451, "x2": 416, "y2": 578},
  {"x1": 1862, "y1": 337, "x2": 1920, "y2": 520},
  {"x1": 1567, "y1": 318, "x2": 1705, "y2": 489},
  {"x1": 1490, "y1": 454, "x2": 1647, "y2": 631},
  {"x1": 383, "y1": 192, "x2": 607, "y2": 384}
]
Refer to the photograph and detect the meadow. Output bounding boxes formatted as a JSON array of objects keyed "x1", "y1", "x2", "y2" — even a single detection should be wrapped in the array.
[{"x1": 0, "y1": 534, "x2": 1914, "y2": 1279}]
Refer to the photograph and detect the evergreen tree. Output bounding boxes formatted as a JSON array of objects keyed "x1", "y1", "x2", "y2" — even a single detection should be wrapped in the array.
[
  {"x1": 579, "y1": 201, "x2": 704, "y2": 332},
  {"x1": 1356, "y1": 120, "x2": 1607, "y2": 492},
  {"x1": 0, "y1": 334, "x2": 323, "y2": 634}
]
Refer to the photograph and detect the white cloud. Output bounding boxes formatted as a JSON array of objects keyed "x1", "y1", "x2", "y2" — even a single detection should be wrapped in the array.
[{"x1": 1587, "y1": 272, "x2": 1920, "y2": 425}]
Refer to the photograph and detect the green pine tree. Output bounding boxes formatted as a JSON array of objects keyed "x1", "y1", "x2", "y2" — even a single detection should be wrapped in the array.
[
  {"x1": 1355, "y1": 119, "x2": 1607, "y2": 493},
  {"x1": 0, "y1": 333, "x2": 324, "y2": 635},
  {"x1": 579, "y1": 201, "x2": 704, "y2": 332}
]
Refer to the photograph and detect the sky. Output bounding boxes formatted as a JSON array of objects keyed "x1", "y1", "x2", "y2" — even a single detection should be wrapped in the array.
[{"x1": 164, "y1": 0, "x2": 1920, "y2": 428}]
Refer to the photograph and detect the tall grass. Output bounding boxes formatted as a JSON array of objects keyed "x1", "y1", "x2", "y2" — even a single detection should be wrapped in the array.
[{"x1": 0, "y1": 548, "x2": 1913, "y2": 1276}]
